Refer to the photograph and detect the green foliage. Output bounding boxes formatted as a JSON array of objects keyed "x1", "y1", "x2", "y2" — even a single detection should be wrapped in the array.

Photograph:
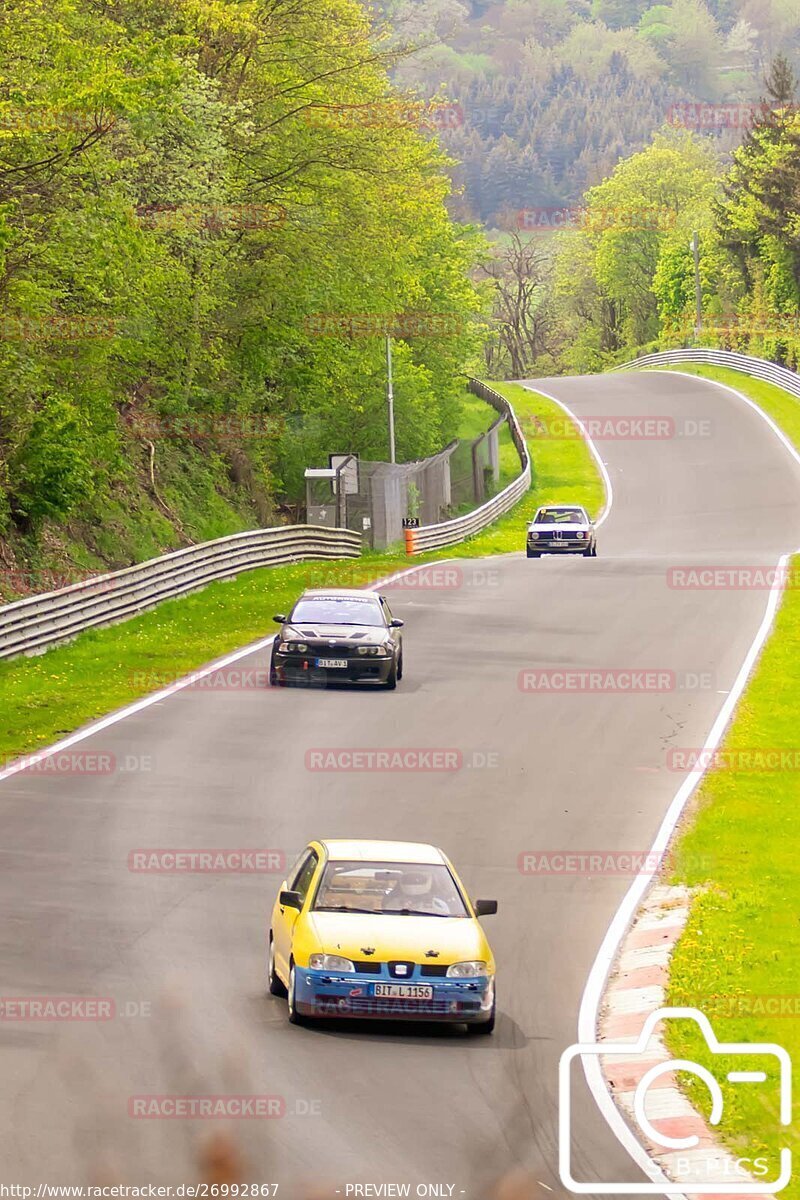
[{"x1": 0, "y1": 0, "x2": 485, "y2": 551}]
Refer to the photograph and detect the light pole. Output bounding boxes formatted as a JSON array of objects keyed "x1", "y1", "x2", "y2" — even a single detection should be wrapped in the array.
[
  {"x1": 690, "y1": 232, "x2": 702, "y2": 339},
  {"x1": 386, "y1": 335, "x2": 396, "y2": 463}
]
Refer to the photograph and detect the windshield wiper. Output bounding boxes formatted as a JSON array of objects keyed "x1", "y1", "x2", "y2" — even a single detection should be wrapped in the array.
[
  {"x1": 314, "y1": 905, "x2": 377, "y2": 914},
  {"x1": 385, "y1": 908, "x2": 451, "y2": 917}
]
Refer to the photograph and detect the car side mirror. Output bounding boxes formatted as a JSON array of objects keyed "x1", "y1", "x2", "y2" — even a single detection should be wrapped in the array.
[
  {"x1": 280, "y1": 889, "x2": 303, "y2": 909},
  {"x1": 474, "y1": 899, "x2": 498, "y2": 917},
  {"x1": 390, "y1": 618, "x2": 404, "y2": 628},
  {"x1": 273, "y1": 614, "x2": 287, "y2": 624}
]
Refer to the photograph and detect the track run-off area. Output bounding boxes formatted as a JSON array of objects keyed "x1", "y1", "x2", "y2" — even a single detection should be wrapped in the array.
[{"x1": 2, "y1": 370, "x2": 800, "y2": 1194}]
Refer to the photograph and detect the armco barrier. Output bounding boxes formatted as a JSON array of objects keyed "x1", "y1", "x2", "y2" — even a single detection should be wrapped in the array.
[
  {"x1": 405, "y1": 379, "x2": 531, "y2": 553},
  {"x1": 617, "y1": 348, "x2": 800, "y2": 398},
  {"x1": 0, "y1": 525, "x2": 361, "y2": 661}
]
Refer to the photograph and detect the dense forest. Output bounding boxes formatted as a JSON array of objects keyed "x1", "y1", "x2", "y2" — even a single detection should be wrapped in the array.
[
  {"x1": 369, "y1": 0, "x2": 800, "y2": 223},
  {"x1": 483, "y1": 57, "x2": 800, "y2": 378},
  {"x1": 0, "y1": 0, "x2": 486, "y2": 585}
]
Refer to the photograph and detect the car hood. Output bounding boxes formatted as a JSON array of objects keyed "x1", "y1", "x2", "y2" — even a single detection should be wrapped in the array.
[
  {"x1": 527, "y1": 522, "x2": 589, "y2": 532},
  {"x1": 284, "y1": 623, "x2": 387, "y2": 644},
  {"x1": 305, "y1": 911, "x2": 489, "y2": 964}
]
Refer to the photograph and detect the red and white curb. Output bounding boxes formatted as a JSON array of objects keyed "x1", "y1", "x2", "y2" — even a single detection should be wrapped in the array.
[{"x1": 599, "y1": 883, "x2": 772, "y2": 1198}]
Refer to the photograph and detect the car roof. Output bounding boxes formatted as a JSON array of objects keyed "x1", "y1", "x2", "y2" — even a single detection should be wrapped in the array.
[
  {"x1": 319, "y1": 839, "x2": 445, "y2": 865},
  {"x1": 536, "y1": 504, "x2": 586, "y2": 512},
  {"x1": 300, "y1": 588, "x2": 381, "y2": 600}
]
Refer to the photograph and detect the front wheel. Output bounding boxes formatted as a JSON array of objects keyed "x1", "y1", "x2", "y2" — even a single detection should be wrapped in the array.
[
  {"x1": 397, "y1": 651, "x2": 403, "y2": 681},
  {"x1": 287, "y1": 963, "x2": 305, "y2": 1025},
  {"x1": 267, "y1": 935, "x2": 286, "y2": 997},
  {"x1": 467, "y1": 1004, "x2": 496, "y2": 1036},
  {"x1": 526, "y1": 549, "x2": 540, "y2": 559},
  {"x1": 591, "y1": 543, "x2": 598, "y2": 557},
  {"x1": 385, "y1": 658, "x2": 398, "y2": 690}
]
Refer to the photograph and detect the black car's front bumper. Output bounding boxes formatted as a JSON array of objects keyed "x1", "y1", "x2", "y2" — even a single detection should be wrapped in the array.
[{"x1": 273, "y1": 648, "x2": 395, "y2": 684}]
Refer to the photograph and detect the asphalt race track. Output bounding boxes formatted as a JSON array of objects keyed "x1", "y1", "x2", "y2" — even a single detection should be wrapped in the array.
[{"x1": 2, "y1": 370, "x2": 800, "y2": 1195}]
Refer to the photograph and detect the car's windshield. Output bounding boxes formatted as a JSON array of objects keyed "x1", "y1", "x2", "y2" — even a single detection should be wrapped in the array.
[
  {"x1": 313, "y1": 860, "x2": 469, "y2": 917},
  {"x1": 290, "y1": 597, "x2": 385, "y2": 627},
  {"x1": 534, "y1": 507, "x2": 585, "y2": 525}
]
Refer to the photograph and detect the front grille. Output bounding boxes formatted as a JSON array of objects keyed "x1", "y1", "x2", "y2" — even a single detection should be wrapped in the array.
[
  {"x1": 315, "y1": 998, "x2": 462, "y2": 1017},
  {"x1": 353, "y1": 961, "x2": 382, "y2": 974},
  {"x1": 420, "y1": 964, "x2": 449, "y2": 977}
]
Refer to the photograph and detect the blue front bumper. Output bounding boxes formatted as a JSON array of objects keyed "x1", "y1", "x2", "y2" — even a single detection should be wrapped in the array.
[{"x1": 295, "y1": 967, "x2": 495, "y2": 1023}]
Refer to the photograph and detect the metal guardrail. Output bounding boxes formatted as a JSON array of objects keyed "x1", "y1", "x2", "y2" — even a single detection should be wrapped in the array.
[
  {"x1": 617, "y1": 348, "x2": 800, "y2": 398},
  {"x1": 405, "y1": 379, "x2": 531, "y2": 554},
  {"x1": 0, "y1": 525, "x2": 361, "y2": 661}
]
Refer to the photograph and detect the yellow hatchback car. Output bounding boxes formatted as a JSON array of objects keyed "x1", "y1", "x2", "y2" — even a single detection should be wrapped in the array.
[{"x1": 267, "y1": 839, "x2": 498, "y2": 1033}]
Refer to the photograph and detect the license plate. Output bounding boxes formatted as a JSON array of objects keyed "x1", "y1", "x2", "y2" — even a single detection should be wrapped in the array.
[
  {"x1": 373, "y1": 984, "x2": 433, "y2": 1000},
  {"x1": 315, "y1": 658, "x2": 347, "y2": 668}
]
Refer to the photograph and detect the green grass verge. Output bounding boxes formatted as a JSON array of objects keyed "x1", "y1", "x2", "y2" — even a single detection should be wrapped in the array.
[
  {"x1": 0, "y1": 381, "x2": 604, "y2": 765},
  {"x1": 646, "y1": 363, "x2": 800, "y2": 1187}
]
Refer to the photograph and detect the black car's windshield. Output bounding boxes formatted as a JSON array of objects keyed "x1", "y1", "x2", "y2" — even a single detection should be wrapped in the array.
[
  {"x1": 290, "y1": 597, "x2": 385, "y2": 627},
  {"x1": 534, "y1": 507, "x2": 586, "y2": 525},
  {"x1": 314, "y1": 860, "x2": 469, "y2": 917}
]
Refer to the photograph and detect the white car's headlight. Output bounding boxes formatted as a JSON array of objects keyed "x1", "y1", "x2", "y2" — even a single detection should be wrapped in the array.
[
  {"x1": 308, "y1": 953, "x2": 355, "y2": 972},
  {"x1": 529, "y1": 531, "x2": 539, "y2": 540},
  {"x1": 446, "y1": 960, "x2": 488, "y2": 978}
]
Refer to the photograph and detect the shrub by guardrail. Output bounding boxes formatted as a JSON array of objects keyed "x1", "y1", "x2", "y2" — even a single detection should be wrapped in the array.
[{"x1": 0, "y1": 525, "x2": 361, "y2": 661}]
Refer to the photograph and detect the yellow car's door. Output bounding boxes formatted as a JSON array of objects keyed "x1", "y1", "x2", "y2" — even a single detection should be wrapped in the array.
[{"x1": 273, "y1": 847, "x2": 320, "y2": 980}]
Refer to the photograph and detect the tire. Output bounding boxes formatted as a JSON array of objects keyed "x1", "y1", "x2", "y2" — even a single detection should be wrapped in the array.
[
  {"x1": 269, "y1": 654, "x2": 285, "y2": 687},
  {"x1": 385, "y1": 657, "x2": 398, "y2": 690},
  {"x1": 526, "y1": 550, "x2": 540, "y2": 559},
  {"x1": 287, "y1": 963, "x2": 305, "y2": 1025},
  {"x1": 591, "y1": 543, "x2": 598, "y2": 557},
  {"x1": 397, "y1": 651, "x2": 403, "y2": 681},
  {"x1": 583, "y1": 546, "x2": 593, "y2": 557},
  {"x1": 267, "y1": 935, "x2": 286, "y2": 997},
  {"x1": 467, "y1": 1003, "x2": 496, "y2": 1036}
]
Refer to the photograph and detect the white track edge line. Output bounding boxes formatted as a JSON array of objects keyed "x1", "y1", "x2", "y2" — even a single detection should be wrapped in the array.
[
  {"x1": 521, "y1": 383, "x2": 614, "y2": 527},
  {"x1": 0, "y1": 558, "x2": 456, "y2": 785},
  {"x1": 568, "y1": 365, "x2": 800, "y2": 1195}
]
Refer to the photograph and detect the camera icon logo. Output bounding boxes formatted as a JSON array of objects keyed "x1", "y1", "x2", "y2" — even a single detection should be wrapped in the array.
[{"x1": 559, "y1": 1006, "x2": 792, "y2": 1194}]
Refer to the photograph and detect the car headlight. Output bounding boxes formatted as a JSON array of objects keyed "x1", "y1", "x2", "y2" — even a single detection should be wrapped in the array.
[
  {"x1": 281, "y1": 639, "x2": 307, "y2": 652},
  {"x1": 529, "y1": 531, "x2": 539, "y2": 540},
  {"x1": 446, "y1": 960, "x2": 487, "y2": 978},
  {"x1": 576, "y1": 531, "x2": 585, "y2": 540},
  {"x1": 308, "y1": 953, "x2": 355, "y2": 972}
]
